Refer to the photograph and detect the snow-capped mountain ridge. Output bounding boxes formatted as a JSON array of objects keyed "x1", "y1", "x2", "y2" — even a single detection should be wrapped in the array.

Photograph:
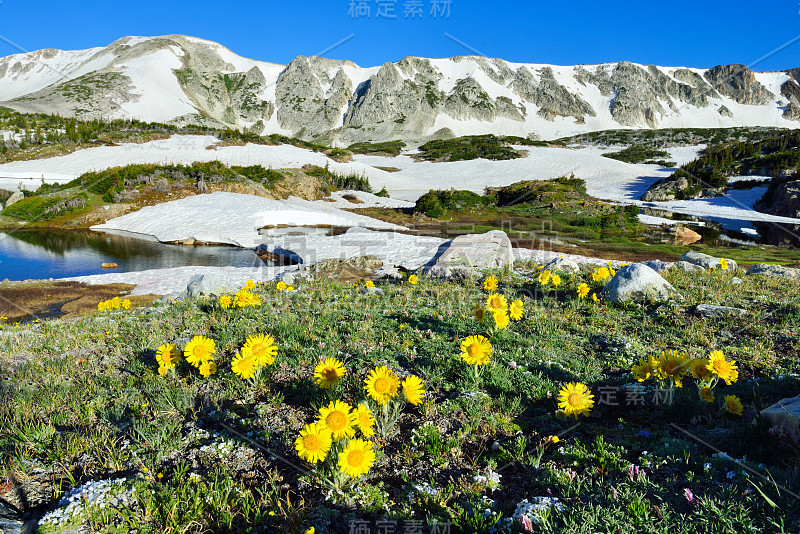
[{"x1": 0, "y1": 34, "x2": 797, "y2": 144}]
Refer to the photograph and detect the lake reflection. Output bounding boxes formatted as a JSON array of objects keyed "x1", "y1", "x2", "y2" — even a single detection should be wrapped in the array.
[{"x1": 0, "y1": 229, "x2": 261, "y2": 281}]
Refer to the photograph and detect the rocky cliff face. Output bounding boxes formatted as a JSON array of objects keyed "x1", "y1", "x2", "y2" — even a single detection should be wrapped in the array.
[{"x1": 0, "y1": 34, "x2": 796, "y2": 144}]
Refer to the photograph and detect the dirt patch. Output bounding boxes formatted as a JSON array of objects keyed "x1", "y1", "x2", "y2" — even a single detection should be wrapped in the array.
[{"x1": 0, "y1": 281, "x2": 161, "y2": 323}]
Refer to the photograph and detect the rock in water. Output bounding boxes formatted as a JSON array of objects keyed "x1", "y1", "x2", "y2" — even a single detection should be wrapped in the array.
[
  {"x1": 680, "y1": 251, "x2": 737, "y2": 272},
  {"x1": 746, "y1": 263, "x2": 800, "y2": 280},
  {"x1": 101, "y1": 262, "x2": 119, "y2": 269},
  {"x1": 761, "y1": 396, "x2": 800, "y2": 442},
  {"x1": 424, "y1": 230, "x2": 514, "y2": 278},
  {"x1": 673, "y1": 226, "x2": 701, "y2": 246},
  {"x1": 600, "y1": 264, "x2": 678, "y2": 303}
]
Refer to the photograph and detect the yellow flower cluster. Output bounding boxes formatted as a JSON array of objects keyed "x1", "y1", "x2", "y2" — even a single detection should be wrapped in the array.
[
  {"x1": 482, "y1": 293, "x2": 524, "y2": 330},
  {"x1": 97, "y1": 297, "x2": 131, "y2": 311},
  {"x1": 295, "y1": 401, "x2": 376, "y2": 477},
  {"x1": 364, "y1": 365, "x2": 425, "y2": 406},
  {"x1": 296, "y1": 361, "x2": 426, "y2": 481},
  {"x1": 631, "y1": 349, "x2": 742, "y2": 415},
  {"x1": 231, "y1": 334, "x2": 278, "y2": 380},
  {"x1": 536, "y1": 269, "x2": 562, "y2": 287},
  {"x1": 591, "y1": 263, "x2": 615, "y2": 283}
]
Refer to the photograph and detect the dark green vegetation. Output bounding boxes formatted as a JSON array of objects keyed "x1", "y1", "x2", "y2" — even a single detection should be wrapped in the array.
[
  {"x1": 0, "y1": 161, "x2": 374, "y2": 223},
  {"x1": 2, "y1": 269, "x2": 800, "y2": 532},
  {"x1": 669, "y1": 130, "x2": 800, "y2": 198},
  {"x1": 602, "y1": 146, "x2": 676, "y2": 167},
  {"x1": 559, "y1": 127, "x2": 792, "y2": 148},
  {"x1": 390, "y1": 177, "x2": 800, "y2": 266},
  {"x1": 0, "y1": 161, "x2": 282, "y2": 222},
  {"x1": 347, "y1": 140, "x2": 406, "y2": 157},
  {"x1": 0, "y1": 107, "x2": 335, "y2": 165},
  {"x1": 415, "y1": 177, "x2": 639, "y2": 241},
  {"x1": 302, "y1": 164, "x2": 373, "y2": 193},
  {"x1": 415, "y1": 134, "x2": 554, "y2": 163}
]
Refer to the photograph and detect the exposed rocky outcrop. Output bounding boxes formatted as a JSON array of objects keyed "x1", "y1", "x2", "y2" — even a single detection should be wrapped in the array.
[
  {"x1": 703, "y1": 64, "x2": 773, "y2": 106},
  {"x1": 641, "y1": 175, "x2": 690, "y2": 201},
  {"x1": 176, "y1": 66, "x2": 274, "y2": 131},
  {"x1": 511, "y1": 66, "x2": 595, "y2": 122},
  {"x1": 755, "y1": 180, "x2": 800, "y2": 217},
  {"x1": 275, "y1": 56, "x2": 354, "y2": 136},
  {"x1": 577, "y1": 62, "x2": 718, "y2": 127}
]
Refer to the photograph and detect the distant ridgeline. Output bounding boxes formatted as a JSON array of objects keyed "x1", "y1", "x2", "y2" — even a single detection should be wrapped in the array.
[{"x1": 641, "y1": 130, "x2": 800, "y2": 216}]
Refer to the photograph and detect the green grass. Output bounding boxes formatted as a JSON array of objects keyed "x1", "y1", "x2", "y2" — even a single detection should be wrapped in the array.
[
  {"x1": 2, "y1": 268, "x2": 800, "y2": 532},
  {"x1": 602, "y1": 145, "x2": 676, "y2": 167},
  {"x1": 416, "y1": 135, "x2": 527, "y2": 162},
  {"x1": 348, "y1": 140, "x2": 406, "y2": 156}
]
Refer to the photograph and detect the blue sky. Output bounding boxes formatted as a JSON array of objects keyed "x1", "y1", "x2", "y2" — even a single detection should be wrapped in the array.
[{"x1": 0, "y1": 0, "x2": 798, "y2": 70}]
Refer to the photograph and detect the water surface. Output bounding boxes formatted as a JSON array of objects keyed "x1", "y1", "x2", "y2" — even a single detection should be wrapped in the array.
[{"x1": 0, "y1": 229, "x2": 261, "y2": 281}]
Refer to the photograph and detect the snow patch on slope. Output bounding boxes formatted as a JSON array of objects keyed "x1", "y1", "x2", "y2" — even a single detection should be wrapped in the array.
[{"x1": 91, "y1": 192, "x2": 405, "y2": 248}]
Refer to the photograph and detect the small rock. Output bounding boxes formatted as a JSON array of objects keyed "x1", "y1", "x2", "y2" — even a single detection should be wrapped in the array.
[
  {"x1": 186, "y1": 275, "x2": 237, "y2": 298},
  {"x1": 278, "y1": 270, "x2": 312, "y2": 286},
  {"x1": 731, "y1": 277, "x2": 744, "y2": 285},
  {"x1": 746, "y1": 263, "x2": 800, "y2": 280},
  {"x1": 693, "y1": 304, "x2": 748, "y2": 319},
  {"x1": 491, "y1": 441, "x2": 500, "y2": 451},
  {"x1": 361, "y1": 287, "x2": 385, "y2": 296},
  {"x1": 101, "y1": 262, "x2": 119, "y2": 269},
  {"x1": 761, "y1": 396, "x2": 800, "y2": 442},
  {"x1": 374, "y1": 265, "x2": 403, "y2": 280},
  {"x1": 674, "y1": 260, "x2": 705, "y2": 272},
  {"x1": 600, "y1": 264, "x2": 679, "y2": 303},
  {"x1": 308, "y1": 256, "x2": 384, "y2": 282},
  {"x1": 543, "y1": 257, "x2": 580, "y2": 273},
  {"x1": 680, "y1": 251, "x2": 738, "y2": 272}
]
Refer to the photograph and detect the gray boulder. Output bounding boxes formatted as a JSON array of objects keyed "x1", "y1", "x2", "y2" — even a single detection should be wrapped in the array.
[
  {"x1": 543, "y1": 257, "x2": 581, "y2": 273},
  {"x1": 680, "y1": 251, "x2": 738, "y2": 272},
  {"x1": 4, "y1": 191, "x2": 23, "y2": 208},
  {"x1": 186, "y1": 274, "x2": 237, "y2": 298},
  {"x1": 746, "y1": 263, "x2": 800, "y2": 280},
  {"x1": 641, "y1": 260, "x2": 674, "y2": 273},
  {"x1": 424, "y1": 230, "x2": 513, "y2": 278},
  {"x1": 675, "y1": 260, "x2": 705, "y2": 273},
  {"x1": 600, "y1": 263, "x2": 678, "y2": 303},
  {"x1": 761, "y1": 396, "x2": 800, "y2": 442},
  {"x1": 693, "y1": 304, "x2": 748, "y2": 319}
]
